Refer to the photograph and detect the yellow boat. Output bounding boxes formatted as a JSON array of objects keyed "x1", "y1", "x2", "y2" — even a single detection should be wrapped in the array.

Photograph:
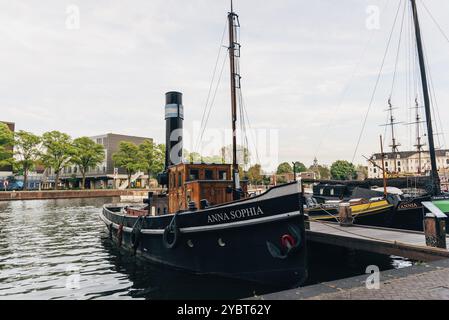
[{"x1": 306, "y1": 198, "x2": 395, "y2": 226}]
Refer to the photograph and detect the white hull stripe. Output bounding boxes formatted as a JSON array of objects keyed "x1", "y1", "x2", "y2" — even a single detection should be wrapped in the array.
[{"x1": 100, "y1": 210, "x2": 302, "y2": 235}]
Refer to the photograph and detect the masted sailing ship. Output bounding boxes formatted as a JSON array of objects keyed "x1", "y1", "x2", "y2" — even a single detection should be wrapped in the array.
[
  {"x1": 307, "y1": 0, "x2": 449, "y2": 231},
  {"x1": 100, "y1": 3, "x2": 308, "y2": 287}
]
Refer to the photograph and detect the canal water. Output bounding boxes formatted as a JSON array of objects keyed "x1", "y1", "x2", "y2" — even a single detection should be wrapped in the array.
[{"x1": 0, "y1": 197, "x2": 414, "y2": 300}]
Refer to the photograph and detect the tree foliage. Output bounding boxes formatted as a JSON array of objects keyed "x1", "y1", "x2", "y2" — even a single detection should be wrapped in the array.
[
  {"x1": 138, "y1": 140, "x2": 165, "y2": 183},
  {"x1": 0, "y1": 123, "x2": 14, "y2": 168},
  {"x1": 41, "y1": 131, "x2": 74, "y2": 189},
  {"x1": 112, "y1": 141, "x2": 141, "y2": 188},
  {"x1": 330, "y1": 160, "x2": 356, "y2": 180},
  {"x1": 14, "y1": 131, "x2": 41, "y2": 190},
  {"x1": 293, "y1": 161, "x2": 307, "y2": 173},
  {"x1": 72, "y1": 137, "x2": 105, "y2": 189},
  {"x1": 276, "y1": 162, "x2": 293, "y2": 174},
  {"x1": 246, "y1": 164, "x2": 263, "y2": 185}
]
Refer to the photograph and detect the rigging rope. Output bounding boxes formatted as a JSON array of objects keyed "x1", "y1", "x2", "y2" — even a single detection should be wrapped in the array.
[
  {"x1": 194, "y1": 19, "x2": 228, "y2": 155},
  {"x1": 351, "y1": 0, "x2": 404, "y2": 164},
  {"x1": 313, "y1": 0, "x2": 390, "y2": 161},
  {"x1": 389, "y1": 0, "x2": 407, "y2": 99},
  {"x1": 421, "y1": 1, "x2": 449, "y2": 46}
]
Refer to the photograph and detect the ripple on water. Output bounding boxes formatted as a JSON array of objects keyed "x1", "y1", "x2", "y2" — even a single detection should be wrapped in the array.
[{"x1": 0, "y1": 197, "x2": 417, "y2": 300}]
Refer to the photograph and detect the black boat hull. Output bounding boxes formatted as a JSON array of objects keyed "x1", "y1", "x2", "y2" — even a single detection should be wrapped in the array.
[{"x1": 100, "y1": 182, "x2": 307, "y2": 288}]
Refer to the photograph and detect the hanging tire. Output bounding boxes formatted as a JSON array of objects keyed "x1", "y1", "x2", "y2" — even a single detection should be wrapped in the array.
[{"x1": 163, "y1": 220, "x2": 180, "y2": 249}]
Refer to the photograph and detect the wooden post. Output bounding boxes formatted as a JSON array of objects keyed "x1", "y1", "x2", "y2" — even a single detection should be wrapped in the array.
[
  {"x1": 339, "y1": 202, "x2": 353, "y2": 227},
  {"x1": 422, "y1": 202, "x2": 447, "y2": 249},
  {"x1": 424, "y1": 214, "x2": 446, "y2": 249}
]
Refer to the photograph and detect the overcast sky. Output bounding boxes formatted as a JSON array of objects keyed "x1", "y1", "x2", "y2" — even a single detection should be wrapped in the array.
[{"x1": 2, "y1": 0, "x2": 449, "y2": 171}]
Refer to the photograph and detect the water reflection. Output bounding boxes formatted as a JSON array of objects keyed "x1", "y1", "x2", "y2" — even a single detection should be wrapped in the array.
[{"x1": 0, "y1": 197, "x2": 415, "y2": 300}]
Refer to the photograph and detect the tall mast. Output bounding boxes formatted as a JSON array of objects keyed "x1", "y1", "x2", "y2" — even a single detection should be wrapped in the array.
[
  {"x1": 228, "y1": 0, "x2": 241, "y2": 199},
  {"x1": 386, "y1": 98, "x2": 401, "y2": 173},
  {"x1": 410, "y1": 0, "x2": 441, "y2": 195},
  {"x1": 413, "y1": 98, "x2": 425, "y2": 174}
]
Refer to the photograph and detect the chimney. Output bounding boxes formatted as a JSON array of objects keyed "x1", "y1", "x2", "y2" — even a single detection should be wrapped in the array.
[{"x1": 164, "y1": 91, "x2": 184, "y2": 168}]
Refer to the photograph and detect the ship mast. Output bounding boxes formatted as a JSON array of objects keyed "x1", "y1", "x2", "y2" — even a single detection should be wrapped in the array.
[
  {"x1": 410, "y1": 0, "x2": 441, "y2": 195},
  {"x1": 385, "y1": 98, "x2": 401, "y2": 173},
  {"x1": 413, "y1": 98, "x2": 425, "y2": 174},
  {"x1": 228, "y1": 0, "x2": 241, "y2": 200}
]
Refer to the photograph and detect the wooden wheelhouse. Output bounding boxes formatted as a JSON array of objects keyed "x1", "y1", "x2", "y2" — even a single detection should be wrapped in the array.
[{"x1": 167, "y1": 163, "x2": 247, "y2": 214}]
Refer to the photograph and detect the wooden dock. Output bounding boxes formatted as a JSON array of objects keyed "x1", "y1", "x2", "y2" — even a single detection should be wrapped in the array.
[{"x1": 306, "y1": 221, "x2": 449, "y2": 261}]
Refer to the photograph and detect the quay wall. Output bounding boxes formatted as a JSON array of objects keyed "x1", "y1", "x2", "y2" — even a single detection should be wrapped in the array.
[{"x1": 0, "y1": 189, "x2": 159, "y2": 201}]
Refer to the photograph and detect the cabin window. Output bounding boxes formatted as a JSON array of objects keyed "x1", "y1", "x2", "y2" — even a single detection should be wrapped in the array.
[
  {"x1": 219, "y1": 171, "x2": 227, "y2": 180},
  {"x1": 320, "y1": 188, "x2": 324, "y2": 195},
  {"x1": 178, "y1": 172, "x2": 182, "y2": 187},
  {"x1": 330, "y1": 189, "x2": 334, "y2": 196},
  {"x1": 189, "y1": 169, "x2": 199, "y2": 181},
  {"x1": 205, "y1": 170, "x2": 214, "y2": 180}
]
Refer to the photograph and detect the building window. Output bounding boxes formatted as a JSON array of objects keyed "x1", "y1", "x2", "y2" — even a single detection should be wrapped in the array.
[
  {"x1": 205, "y1": 170, "x2": 214, "y2": 180},
  {"x1": 398, "y1": 161, "x2": 401, "y2": 166},
  {"x1": 96, "y1": 138, "x2": 102, "y2": 144},
  {"x1": 178, "y1": 172, "x2": 182, "y2": 187},
  {"x1": 374, "y1": 168, "x2": 377, "y2": 173}
]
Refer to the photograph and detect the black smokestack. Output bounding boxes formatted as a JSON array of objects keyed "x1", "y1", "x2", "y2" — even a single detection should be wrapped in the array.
[{"x1": 165, "y1": 91, "x2": 184, "y2": 168}]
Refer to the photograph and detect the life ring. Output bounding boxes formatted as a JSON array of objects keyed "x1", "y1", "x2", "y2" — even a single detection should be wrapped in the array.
[
  {"x1": 266, "y1": 224, "x2": 302, "y2": 259},
  {"x1": 163, "y1": 215, "x2": 180, "y2": 249},
  {"x1": 281, "y1": 234, "x2": 296, "y2": 250}
]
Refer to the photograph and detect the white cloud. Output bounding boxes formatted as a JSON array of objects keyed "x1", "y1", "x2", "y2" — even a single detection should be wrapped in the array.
[{"x1": 1, "y1": 0, "x2": 449, "y2": 172}]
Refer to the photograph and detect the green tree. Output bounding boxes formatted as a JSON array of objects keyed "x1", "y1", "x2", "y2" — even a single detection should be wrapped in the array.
[
  {"x1": 112, "y1": 141, "x2": 141, "y2": 189},
  {"x1": 276, "y1": 162, "x2": 293, "y2": 174},
  {"x1": 309, "y1": 164, "x2": 331, "y2": 180},
  {"x1": 138, "y1": 140, "x2": 165, "y2": 187},
  {"x1": 71, "y1": 137, "x2": 105, "y2": 189},
  {"x1": 330, "y1": 160, "x2": 356, "y2": 180},
  {"x1": 247, "y1": 164, "x2": 263, "y2": 185},
  {"x1": 0, "y1": 123, "x2": 14, "y2": 169},
  {"x1": 41, "y1": 131, "x2": 74, "y2": 190},
  {"x1": 14, "y1": 131, "x2": 41, "y2": 190},
  {"x1": 293, "y1": 161, "x2": 307, "y2": 173}
]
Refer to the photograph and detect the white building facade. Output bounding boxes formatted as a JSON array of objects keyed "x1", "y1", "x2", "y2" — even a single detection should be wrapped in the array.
[{"x1": 367, "y1": 150, "x2": 449, "y2": 179}]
